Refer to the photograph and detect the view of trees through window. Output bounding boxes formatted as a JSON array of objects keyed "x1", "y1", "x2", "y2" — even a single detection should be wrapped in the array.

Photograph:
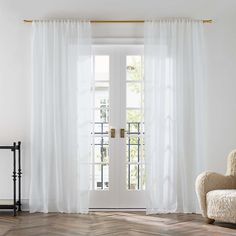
[
  {"x1": 91, "y1": 54, "x2": 145, "y2": 191},
  {"x1": 126, "y1": 55, "x2": 145, "y2": 190}
]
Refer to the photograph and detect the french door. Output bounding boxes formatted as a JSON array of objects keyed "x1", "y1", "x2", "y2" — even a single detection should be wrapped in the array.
[{"x1": 89, "y1": 45, "x2": 145, "y2": 209}]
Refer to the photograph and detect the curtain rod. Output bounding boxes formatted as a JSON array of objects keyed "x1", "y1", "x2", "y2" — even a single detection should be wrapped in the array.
[{"x1": 23, "y1": 19, "x2": 213, "y2": 24}]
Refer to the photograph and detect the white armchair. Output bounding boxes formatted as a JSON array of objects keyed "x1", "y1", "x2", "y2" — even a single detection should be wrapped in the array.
[{"x1": 195, "y1": 150, "x2": 236, "y2": 224}]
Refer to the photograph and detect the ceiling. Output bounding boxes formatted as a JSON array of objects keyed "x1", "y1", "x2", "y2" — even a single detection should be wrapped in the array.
[{"x1": 1, "y1": 0, "x2": 236, "y2": 21}]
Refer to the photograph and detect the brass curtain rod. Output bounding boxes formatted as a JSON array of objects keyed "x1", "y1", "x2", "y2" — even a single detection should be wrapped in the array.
[{"x1": 24, "y1": 19, "x2": 213, "y2": 24}]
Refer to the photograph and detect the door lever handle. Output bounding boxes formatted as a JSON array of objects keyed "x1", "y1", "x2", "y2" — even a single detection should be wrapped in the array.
[
  {"x1": 120, "y1": 128, "x2": 125, "y2": 138},
  {"x1": 110, "y1": 128, "x2": 116, "y2": 138}
]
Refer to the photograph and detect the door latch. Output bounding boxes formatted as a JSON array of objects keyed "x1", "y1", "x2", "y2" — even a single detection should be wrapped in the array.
[
  {"x1": 110, "y1": 128, "x2": 116, "y2": 138},
  {"x1": 120, "y1": 128, "x2": 125, "y2": 138}
]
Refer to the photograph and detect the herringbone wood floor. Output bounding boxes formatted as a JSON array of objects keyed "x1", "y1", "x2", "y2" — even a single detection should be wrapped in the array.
[{"x1": 0, "y1": 211, "x2": 235, "y2": 236}]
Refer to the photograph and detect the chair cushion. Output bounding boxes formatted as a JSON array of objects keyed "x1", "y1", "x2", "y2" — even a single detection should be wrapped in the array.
[{"x1": 207, "y1": 189, "x2": 236, "y2": 223}]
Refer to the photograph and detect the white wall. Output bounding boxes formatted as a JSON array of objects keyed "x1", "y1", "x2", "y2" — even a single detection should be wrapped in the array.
[
  {"x1": 0, "y1": 1, "x2": 236, "y2": 206},
  {"x1": 205, "y1": 15, "x2": 236, "y2": 173},
  {"x1": 0, "y1": 5, "x2": 31, "y2": 200}
]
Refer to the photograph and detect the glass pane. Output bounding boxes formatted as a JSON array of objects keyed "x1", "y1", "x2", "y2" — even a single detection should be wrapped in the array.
[
  {"x1": 126, "y1": 145, "x2": 139, "y2": 162},
  {"x1": 141, "y1": 165, "x2": 146, "y2": 190},
  {"x1": 94, "y1": 137, "x2": 108, "y2": 145},
  {"x1": 95, "y1": 145, "x2": 109, "y2": 163},
  {"x1": 94, "y1": 82, "x2": 109, "y2": 109},
  {"x1": 95, "y1": 81, "x2": 109, "y2": 88},
  {"x1": 94, "y1": 122, "x2": 109, "y2": 134},
  {"x1": 103, "y1": 164, "x2": 109, "y2": 189},
  {"x1": 91, "y1": 55, "x2": 110, "y2": 191},
  {"x1": 94, "y1": 109, "x2": 109, "y2": 123},
  {"x1": 95, "y1": 56, "x2": 109, "y2": 81},
  {"x1": 126, "y1": 55, "x2": 144, "y2": 191},
  {"x1": 127, "y1": 164, "x2": 140, "y2": 190},
  {"x1": 94, "y1": 123, "x2": 102, "y2": 134},
  {"x1": 94, "y1": 164, "x2": 109, "y2": 190},
  {"x1": 127, "y1": 123, "x2": 140, "y2": 133},
  {"x1": 140, "y1": 138, "x2": 145, "y2": 163},
  {"x1": 126, "y1": 82, "x2": 141, "y2": 108},
  {"x1": 126, "y1": 56, "x2": 142, "y2": 81},
  {"x1": 127, "y1": 109, "x2": 142, "y2": 123},
  {"x1": 127, "y1": 137, "x2": 139, "y2": 145}
]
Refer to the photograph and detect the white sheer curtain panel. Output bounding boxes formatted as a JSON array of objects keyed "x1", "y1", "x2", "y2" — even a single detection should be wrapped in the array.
[
  {"x1": 30, "y1": 20, "x2": 92, "y2": 213},
  {"x1": 144, "y1": 19, "x2": 206, "y2": 214}
]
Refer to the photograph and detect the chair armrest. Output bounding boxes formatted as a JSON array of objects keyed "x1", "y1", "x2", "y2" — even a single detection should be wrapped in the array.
[{"x1": 195, "y1": 171, "x2": 235, "y2": 217}]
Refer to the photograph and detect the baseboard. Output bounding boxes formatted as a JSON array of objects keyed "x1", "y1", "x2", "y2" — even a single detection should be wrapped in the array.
[
  {"x1": 89, "y1": 208, "x2": 145, "y2": 212},
  {"x1": 16, "y1": 200, "x2": 146, "y2": 212}
]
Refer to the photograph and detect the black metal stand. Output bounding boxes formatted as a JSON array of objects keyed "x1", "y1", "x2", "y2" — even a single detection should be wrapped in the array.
[{"x1": 0, "y1": 142, "x2": 22, "y2": 216}]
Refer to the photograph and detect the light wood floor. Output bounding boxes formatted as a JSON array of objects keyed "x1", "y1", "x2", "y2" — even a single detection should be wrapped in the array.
[{"x1": 0, "y1": 211, "x2": 235, "y2": 236}]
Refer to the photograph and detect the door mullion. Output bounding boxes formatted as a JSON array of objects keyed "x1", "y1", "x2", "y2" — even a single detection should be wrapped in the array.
[
  {"x1": 118, "y1": 48, "x2": 127, "y2": 208},
  {"x1": 109, "y1": 47, "x2": 120, "y2": 206}
]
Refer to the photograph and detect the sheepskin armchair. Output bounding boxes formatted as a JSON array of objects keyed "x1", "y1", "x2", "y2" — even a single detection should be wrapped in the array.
[{"x1": 196, "y1": 150, "x2": 236, "y2": 224}]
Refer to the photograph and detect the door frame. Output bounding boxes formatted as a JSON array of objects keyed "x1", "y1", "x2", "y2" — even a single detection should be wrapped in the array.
[{"x1": 89, "y1": 44, "x2": 145, "y2": 210}]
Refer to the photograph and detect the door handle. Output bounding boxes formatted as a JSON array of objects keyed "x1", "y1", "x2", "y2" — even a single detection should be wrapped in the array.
[
  {"x1": 110, "y1": 128, "x2": 116, "y2": 138},
  {"x1": 120, "y1": 128, "x2": 125, "y2": 138}
]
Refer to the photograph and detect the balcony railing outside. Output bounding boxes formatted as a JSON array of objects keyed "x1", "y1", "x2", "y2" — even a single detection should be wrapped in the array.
[{"x1": 91, "y1": 121, "x2": 144, "y2": 190}]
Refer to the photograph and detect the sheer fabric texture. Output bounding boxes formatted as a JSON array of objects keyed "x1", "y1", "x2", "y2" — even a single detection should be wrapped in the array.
[
  {"x1": 30, "y1": 20, "x2": 92, "y2": 213},
  {"x1": 144, "y1": 19, "x2": 206, "y2": 214}
]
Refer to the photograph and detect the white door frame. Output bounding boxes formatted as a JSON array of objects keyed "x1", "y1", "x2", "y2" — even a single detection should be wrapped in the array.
[{"x1": 89, "y1": 45, "x2": 145, "y2": 209}]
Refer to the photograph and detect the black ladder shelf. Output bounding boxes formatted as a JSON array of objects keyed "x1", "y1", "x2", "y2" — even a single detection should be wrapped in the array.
[{"x1": 0, "y1": 142, "x2": 22, "y2": 216}]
